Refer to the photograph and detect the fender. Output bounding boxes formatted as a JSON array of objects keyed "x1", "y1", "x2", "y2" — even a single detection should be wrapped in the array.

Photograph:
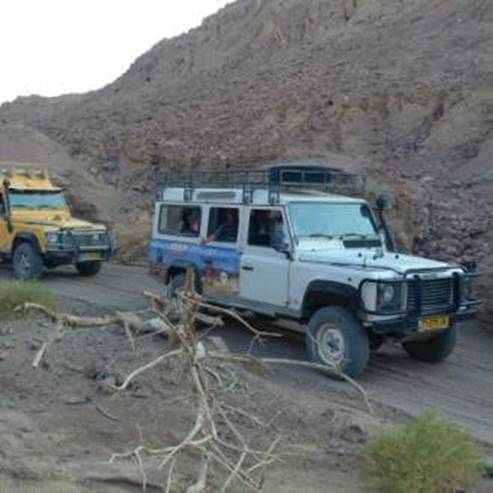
[
  {"x1": 167, "y1": 259, "x2": 203, "y2": 288},
  {"x1": 12, "y1": 233, "x2": 42, "y2": 256},
  {"x1": 301, "y1": 280, "x2": 360, "y2": 319}
]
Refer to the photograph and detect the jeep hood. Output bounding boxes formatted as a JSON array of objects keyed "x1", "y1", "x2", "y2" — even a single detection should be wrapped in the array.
[
  {"x1": 299, "y1": 250, "x2": 455, "y2": 275},
  {"x1": 12, "y1": 210, "x2": 105, "y2": 230}
]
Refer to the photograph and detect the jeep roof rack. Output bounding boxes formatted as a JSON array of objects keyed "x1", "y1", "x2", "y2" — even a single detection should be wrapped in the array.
[{"x1": 157, "y1": 163, "x2": 366, "y2": 204}]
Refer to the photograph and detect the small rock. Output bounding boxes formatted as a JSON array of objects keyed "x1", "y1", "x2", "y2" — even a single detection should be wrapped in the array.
[
  {"x1": 65, "y1": 396, "x2": 90, "y2": 405},
  {"x1": 142, "y1": 317, "x2": 168, "y2": 334},
  {"x1": 132, "y1": 390, "x2": 150, "y2": 399}
]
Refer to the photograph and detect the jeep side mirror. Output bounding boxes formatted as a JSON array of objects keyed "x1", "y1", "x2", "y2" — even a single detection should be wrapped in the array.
[
  {"x1": 274, "y1": 243, "x2": 292, "y2": 260},
  {"x1": 375, "y1": 191, "x2": 392, "y2": 210}
]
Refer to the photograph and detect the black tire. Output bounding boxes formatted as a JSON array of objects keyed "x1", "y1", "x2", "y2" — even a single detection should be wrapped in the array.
[
  {"x1": 369, "y1": 334, "x2": 386, "y2": 353},
  {"x1": 167, "y1": 272, "x2": 203, "y2": 299},
  {"x1": 168, "y1": 273, "x2": 186, "y2": 300},
  {"x1": 76, "y1": 261, "x2": 102, "y2": 277},
  {"x1": 13, "y1": 242, "x2": 44, "y2": 280},
  {"x1": 306, "y1": 306, "x2": 370, "y2": 379},
  {"x1": 402, "y1": 325, "x2": 458, "y2": 363}
]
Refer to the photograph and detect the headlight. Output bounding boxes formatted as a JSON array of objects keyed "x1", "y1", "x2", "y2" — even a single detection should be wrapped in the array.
[
  {"x1": 459, "y1": 275, "x2": 472, "y2": 302},
  {"x1": 381, "y1": 285, "x2": 396, "y2": 304},
  {"x1": 46, "y1": 232, "x2": 60, "y2": 245},
  {"x1": 361, "y1": 280, "x2": 402, "y2": 313},
  {"x1": 377, "y1": 283, "x2": 400, "y2": 311},
  {"x1": 98, "y1": 232, "x2": 110, "y2": 244}
]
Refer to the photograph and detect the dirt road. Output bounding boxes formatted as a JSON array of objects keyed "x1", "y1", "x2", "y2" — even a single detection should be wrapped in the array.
[{"x1": 2, "y1": 261, "x2": 493, "y2": 454}]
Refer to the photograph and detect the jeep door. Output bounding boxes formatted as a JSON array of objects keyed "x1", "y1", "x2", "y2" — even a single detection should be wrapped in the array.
[
  {"x1": 201, "y1": 206, "x2": 241, "y2": 299},
  {"x1": 0, "y1": 192, "x2": 9, "y2": 255},
  {"x1": 239, "y1": 207, "x2": 290, "y2": 307}
]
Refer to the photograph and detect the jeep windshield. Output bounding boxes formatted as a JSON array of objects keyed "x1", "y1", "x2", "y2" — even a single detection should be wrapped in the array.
[
  {"x1": 289, "y1": 202, "x2": 380, "y2": 245},
  {"x1": 9, "y1": 190, "x2": 68, "y2": 210}
]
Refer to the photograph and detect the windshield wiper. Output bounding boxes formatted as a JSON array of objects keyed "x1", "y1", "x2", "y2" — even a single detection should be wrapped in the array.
[
  {"x1": 340, "y1": 233, "x2": 367, "y2": 239},
  {"x1": 340, "y1": 233, "x2": 380, "y2": 240},
  {"x1": 307, "y1": 233, "x2": 335, "y2": 240},
  {"x1": 37, "y1": 205, "x2": 59, "y2": 210}
]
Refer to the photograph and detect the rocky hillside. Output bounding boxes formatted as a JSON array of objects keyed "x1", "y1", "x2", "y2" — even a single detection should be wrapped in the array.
[{"x1": 0, "y1": 0, "x2": 492, "y2": 268}]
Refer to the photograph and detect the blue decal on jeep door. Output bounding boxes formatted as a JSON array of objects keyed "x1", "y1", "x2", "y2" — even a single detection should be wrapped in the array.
[{"x1": 149, "y1": 239, "x2": 240, "y2": 295}]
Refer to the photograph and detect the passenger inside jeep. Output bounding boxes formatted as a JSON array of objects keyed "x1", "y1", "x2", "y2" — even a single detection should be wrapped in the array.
[
  {"x1": 182, "y1": 209, "x2": 201, "y2": 236},
  {"x1": 203, "y1": 208, "x2": 239, "y2": 243}
]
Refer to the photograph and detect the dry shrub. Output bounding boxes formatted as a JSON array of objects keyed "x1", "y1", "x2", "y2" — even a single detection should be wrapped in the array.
[
  {"x1": 477, "y1": 271, "x2": 493, "y2": 331},
  {"x1": 364, "y1": 411, "x2": 481, "y2": 493},
  {"x1": 0, "y1": 281, "x2": 54, "y2": 320},
  {"x1": 113, "y1": 214, "x2": 152, "y2": 263}
]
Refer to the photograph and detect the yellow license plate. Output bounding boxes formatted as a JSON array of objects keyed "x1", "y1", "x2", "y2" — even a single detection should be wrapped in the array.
[
  {"x1": 80, "y1": 253, "x2": 101, "y2": 262},
  {"x1": 419, "y1": 315, "x2": 449, "y2": 332}
]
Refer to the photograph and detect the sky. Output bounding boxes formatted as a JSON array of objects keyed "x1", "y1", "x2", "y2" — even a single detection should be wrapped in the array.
[{"x1": 0, "y1": 0, "x2": 231, "y2": 104}]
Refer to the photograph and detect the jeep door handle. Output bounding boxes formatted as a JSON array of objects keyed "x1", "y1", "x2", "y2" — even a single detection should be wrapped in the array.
[{"x1": 242, "y1": 265, "x2": 255, "y2": 272}]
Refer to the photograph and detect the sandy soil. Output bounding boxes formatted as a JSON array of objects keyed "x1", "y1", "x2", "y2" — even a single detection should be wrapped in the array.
[{"x1": 0, "y1": 262, "x2": 492, "y2": 492}]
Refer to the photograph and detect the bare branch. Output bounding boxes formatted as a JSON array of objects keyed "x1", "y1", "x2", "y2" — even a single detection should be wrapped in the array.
[
  {"x1": 112, "y1": 349, "x2": 183, "y2": 391},
  {"x1": 33, "y1": 266, "x2": 372, "y2": 492}
]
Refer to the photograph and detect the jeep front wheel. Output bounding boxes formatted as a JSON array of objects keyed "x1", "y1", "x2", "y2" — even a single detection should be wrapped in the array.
[
  {"x1": 76, "y1": 261, "x2": 102, "y2": 277},
  {"x1": 13, "y1": 242, "x2": 44, "y2": 280},
  {"x1": 402, "y1": 325, "x2": 458, "y2": 363},
  {"x1": 306, "y1": 306, "x2": 370, "y2": 379}
]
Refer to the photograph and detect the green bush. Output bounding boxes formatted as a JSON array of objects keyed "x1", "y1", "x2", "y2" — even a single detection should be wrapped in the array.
[
  {"x1": 0, "y1": 281, "x2": 54, "y2": 320},
  {"x1": 364, "y1": 411, "x2": 481, "y2": 493}
]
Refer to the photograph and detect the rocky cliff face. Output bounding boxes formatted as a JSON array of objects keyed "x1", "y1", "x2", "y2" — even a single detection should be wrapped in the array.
[{"x1": 0, "y1": 0, "x2": 492, "y2": 269}]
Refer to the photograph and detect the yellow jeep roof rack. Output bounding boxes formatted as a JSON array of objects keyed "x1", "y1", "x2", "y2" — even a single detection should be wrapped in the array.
[{"x1": 1, "y1": 167, "x2": 56, "y2": 190}]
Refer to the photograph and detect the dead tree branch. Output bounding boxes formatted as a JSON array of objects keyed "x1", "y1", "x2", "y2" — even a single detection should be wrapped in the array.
[{"x1": 29, "y1": 268, "x2": 372, "y2": 491}]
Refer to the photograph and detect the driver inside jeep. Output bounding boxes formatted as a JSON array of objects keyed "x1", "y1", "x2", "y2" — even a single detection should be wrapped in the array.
[{"x1": 269, "y1": 210, "x2": 288, "y2": 249}]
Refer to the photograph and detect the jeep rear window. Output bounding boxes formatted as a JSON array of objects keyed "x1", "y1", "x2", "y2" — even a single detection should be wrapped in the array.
[
  {"x1": 9, "y1": 190, "x2": 67, "y2": 210},
  {"x1": 289, "y1": 202, "x2": 378, "y2": 240},
  {"x1": 158, "y1": 205, "x2": 201, "y2": 237}
]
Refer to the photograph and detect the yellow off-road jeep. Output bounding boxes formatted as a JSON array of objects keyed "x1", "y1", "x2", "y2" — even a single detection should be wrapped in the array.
[{"x1": 0, "y1": 168, "x2": 114, "y2": 280}]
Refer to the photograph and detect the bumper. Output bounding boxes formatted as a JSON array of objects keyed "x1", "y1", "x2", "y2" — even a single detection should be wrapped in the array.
[
  {"x1": 44, "y1": 245, "x2": 114, "y2": 266},
  {"x1": 370, "y1": 307, "x2": 478, "y2": 336},
  {"x1": 360, "y1": 269, "x2": 481, "y2": 336}
]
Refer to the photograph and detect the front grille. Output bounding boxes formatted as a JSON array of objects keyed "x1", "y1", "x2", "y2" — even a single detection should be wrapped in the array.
[
  {"x1": 70, "y1": 231, "x2": 108, "y2": 247},
  {"x1": 407, "y1": 277, "x2": 455, "y2": 314}
]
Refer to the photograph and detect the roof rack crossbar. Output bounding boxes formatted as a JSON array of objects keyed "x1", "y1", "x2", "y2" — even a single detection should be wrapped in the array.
[{"x1": 156, "y1": 166, "x2": 365, "y2": 203}]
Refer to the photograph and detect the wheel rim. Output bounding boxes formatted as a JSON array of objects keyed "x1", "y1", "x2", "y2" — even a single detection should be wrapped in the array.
[
  {"x1": 317, "y1": 323, "x2": 346, "y2": 366},
  {"x1": 18, "y1": 252, "x2": 31, "y2": 278}
]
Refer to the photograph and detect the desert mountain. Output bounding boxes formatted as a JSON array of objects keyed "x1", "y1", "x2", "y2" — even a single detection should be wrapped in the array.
[{"x1": 0, "y1": 0, "x2": 492, "y2": 267}]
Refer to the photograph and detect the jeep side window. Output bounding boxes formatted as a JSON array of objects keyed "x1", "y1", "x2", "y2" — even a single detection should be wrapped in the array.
[
  {"x1": 159, "y1": 205, "x2": 201, "y2": 237},
  {"x1": 206, "y1": 207, "x2": 239, "y2": 243},
  {"x1": 248, "y1": 209, "x2": 287, "y2": 249},
  {"x1": 0, "y1": 195, "x2": 5, "y2": 216}
]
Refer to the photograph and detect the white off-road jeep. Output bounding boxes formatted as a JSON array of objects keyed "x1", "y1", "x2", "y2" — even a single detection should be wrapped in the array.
[{"x1": 149, "y1": 164, "x2": 479, "y2": 378}]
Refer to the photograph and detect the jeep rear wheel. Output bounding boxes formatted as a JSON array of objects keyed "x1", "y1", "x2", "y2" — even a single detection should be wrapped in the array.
[
  {"x1": 13, "y1": 242, "x2": 43, "y2": 280},
  {"x1": 167, "y1": 272, "x2": 202, "y2": 300},
  {"x1": 306, "y1": 306, "x2": 369, "y2": 379},
  {"x1": 76, "y1": 261, "x2": 102, "y2": 277},
  {"x1": 402, "y1": 325, "x2": 458, "y2": 363},
  {"x1": 168, "y1": 273, "x2": 186, "y2": 300}
]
